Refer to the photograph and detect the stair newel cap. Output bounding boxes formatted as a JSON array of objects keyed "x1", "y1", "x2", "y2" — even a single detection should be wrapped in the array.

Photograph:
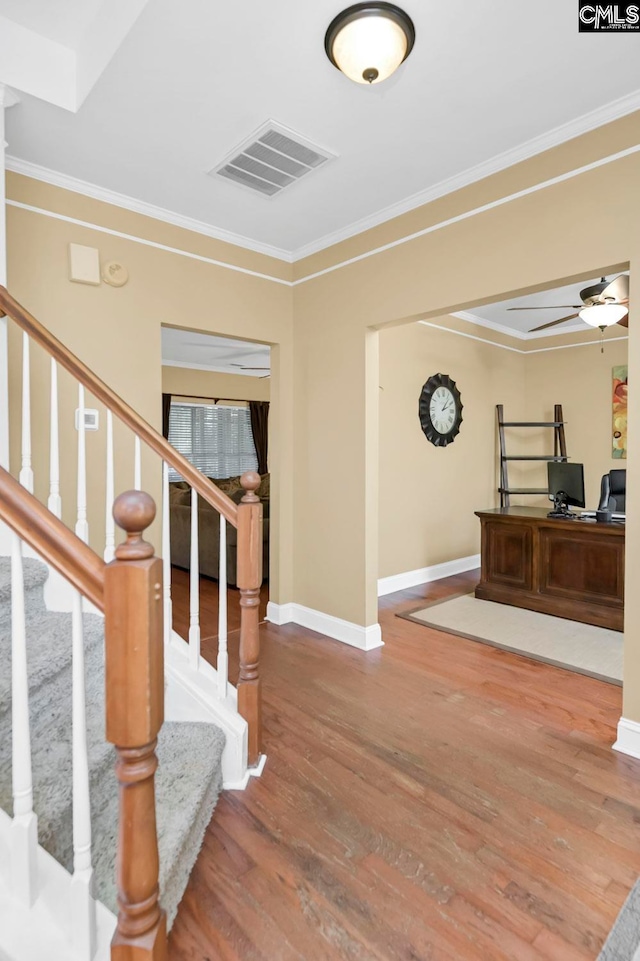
[
  {"x1": 240, "y1": 471, "x2": 261, "y2": 504},
  {"x1": 113, "y1": 491, "x2": 156, "y2": 560}
]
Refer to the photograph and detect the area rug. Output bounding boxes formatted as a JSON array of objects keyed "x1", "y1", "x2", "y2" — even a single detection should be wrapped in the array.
[
  {"x1": 598, "y1": 877, "x2": 640, "y2": 959},
  {"x1": 400, "y1": 593, "x2": 622, "y2": 685}
]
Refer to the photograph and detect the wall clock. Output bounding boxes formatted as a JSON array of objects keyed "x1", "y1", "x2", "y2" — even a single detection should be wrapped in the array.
[{"x1": 419, "y1": 373, "x2": 463, "y2": 447}]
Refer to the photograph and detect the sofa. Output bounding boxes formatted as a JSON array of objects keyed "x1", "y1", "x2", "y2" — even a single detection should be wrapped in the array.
[{"x1": 170, "y1": 473, "x2": 270, "y2": 587}]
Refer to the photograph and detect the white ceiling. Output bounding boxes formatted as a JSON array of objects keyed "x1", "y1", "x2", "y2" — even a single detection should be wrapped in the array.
[
  {"x1": 0, "y1": 0, "x2": 105, "y2": 48},
  {"x1": 458, "y1": 272, "x2": 630, "y2": 340},
  {"x1": 1, "y1": 0, "x2": 640, "y2": 255},
  {"x1": 162, "y1": 328, "x2": 270, "y2": 377}
]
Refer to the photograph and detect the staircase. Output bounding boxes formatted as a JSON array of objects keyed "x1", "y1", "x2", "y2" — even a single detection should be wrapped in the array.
[
  {"x1": 0, "y1": 556, "x2": 225, "y2": 929},
  {"x1": 0, "y1": 286, "x2": 265, "y2": 959}
]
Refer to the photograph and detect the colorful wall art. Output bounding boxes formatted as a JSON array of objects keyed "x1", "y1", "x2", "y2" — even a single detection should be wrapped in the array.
[{"x1": 612, "y1": 365, "x2": 628, "y2": 459}]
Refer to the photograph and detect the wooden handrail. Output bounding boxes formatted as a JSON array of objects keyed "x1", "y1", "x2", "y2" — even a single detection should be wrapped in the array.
[
  {"x1": 0, "y1": 466, "x2": 105, "y2": 610},
  {"x1": 0, "y1": 286, "x2": 239, "y2": 526}
]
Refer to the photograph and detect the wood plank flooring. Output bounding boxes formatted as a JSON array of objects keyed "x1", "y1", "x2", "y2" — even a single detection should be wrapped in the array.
[
  {"x1": 168, "y1": 570, "x2": 640, "y2": 960},
  {"x1": 170, "y1": 567, "x2": 269, "y2": 683}
]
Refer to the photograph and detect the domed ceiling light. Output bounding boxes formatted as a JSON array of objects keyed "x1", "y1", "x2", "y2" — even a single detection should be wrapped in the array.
[
  {"x1": 579, "y1": 303, "x2": 628, "y2": 327},
  {"x1": 325, "y1": 3, "x2": 415, "y2": 85}
]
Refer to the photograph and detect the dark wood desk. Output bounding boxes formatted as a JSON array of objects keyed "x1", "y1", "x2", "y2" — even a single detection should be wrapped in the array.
[{"x1": 475, "y1": 507, "x2": 625, "y2": 631}]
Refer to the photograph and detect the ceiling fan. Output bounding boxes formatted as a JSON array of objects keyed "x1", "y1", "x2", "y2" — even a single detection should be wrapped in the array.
[
  {"x1": 230, "y1": 363, "x2": 270, "y2": 378},
  {"x1": 507, "y1": 275, "x2": 630, "y2": 333}
]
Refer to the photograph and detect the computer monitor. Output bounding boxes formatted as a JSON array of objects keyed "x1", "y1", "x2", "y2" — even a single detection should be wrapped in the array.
[{"x1": 547, "y1": 462, "x2": 585, "y2": 518}]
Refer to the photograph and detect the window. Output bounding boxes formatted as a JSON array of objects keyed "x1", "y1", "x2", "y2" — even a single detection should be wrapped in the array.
[{"x1": 168, "y1": 403, "x2": 258, "y2": 480}]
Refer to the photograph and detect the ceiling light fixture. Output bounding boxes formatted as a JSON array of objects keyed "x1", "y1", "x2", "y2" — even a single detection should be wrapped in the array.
[
  {"x1": 579, "y1": 303, "x2": 628, "y2": 328},
  {"x1": 325, "y1": 2, "x2": 415, "y2": 85}
]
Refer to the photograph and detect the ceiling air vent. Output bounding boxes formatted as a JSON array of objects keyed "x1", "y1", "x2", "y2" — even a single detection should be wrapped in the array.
[{"x1": 209, "y1": 121, "x2": 336, "y2": 198}]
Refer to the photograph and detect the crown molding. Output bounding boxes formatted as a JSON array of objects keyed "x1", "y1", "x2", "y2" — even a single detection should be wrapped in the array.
[
  {"x1": 292, "y1": 88, "x2": 640, "y2": 261},
  {"x1": 452, "y1": 309, "x2": 587, "y2": 341},
  {"x1": 292, "y1": 143, "x2": 640, "y2": 285},
  {"x1": 5, "y1": 88, "x2": 640, "y2": 267},
  {"x1": 5, "y1": 155, "x2": 293, "y2": 264},
  {"x1": 419, "y1": 319, "x2": 628, "y2": 355}
]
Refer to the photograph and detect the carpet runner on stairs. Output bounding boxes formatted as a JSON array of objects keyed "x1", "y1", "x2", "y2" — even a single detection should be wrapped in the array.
[{"x1": 0, "y1": 557, "x2": 225, "y2": 928}]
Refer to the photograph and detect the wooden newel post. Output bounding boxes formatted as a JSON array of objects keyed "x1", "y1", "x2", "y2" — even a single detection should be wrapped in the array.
[
  {"x1": 105, "y1": 491, "x2": 167, "y2": 961},
  {"x1": 237, "y1": 471, "x2": 263, "y2": 768}
]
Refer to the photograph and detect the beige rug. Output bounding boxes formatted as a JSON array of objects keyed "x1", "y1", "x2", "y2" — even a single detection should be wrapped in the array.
[{"x1": 402, "y1": 594, "x2": 622, "y2": 685}]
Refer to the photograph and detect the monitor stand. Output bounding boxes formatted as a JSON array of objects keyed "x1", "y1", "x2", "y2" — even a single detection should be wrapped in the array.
[{"x1": 547, "y1": 491, "x2": 577, "y2": 519}]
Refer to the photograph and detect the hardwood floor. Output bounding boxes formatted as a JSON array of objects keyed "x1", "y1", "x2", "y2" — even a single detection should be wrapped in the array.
[
  {"x1": 170, "y1": 566, "x2": 269, "y2": 683},
  {"x1": 168, "y1": 570, "x2": 640, "y2": 960}
]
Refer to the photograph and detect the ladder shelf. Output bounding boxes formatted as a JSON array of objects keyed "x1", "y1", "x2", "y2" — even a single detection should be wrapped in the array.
[{"x1": 497, "y1": 403, "x2": 568, "y2": 507}]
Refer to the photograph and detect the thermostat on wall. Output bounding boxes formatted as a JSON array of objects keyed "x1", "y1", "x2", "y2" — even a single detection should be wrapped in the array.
[{"x1": 75, "y1": 409, "x2": 99, "y2": 431}]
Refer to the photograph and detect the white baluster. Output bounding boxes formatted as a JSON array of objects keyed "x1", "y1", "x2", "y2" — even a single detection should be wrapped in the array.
[
  {"x1": 10, "y1": 531, "x2": 38, "y2": 905},
  {"x1": 47, "y1": 358, "x2": 61, "y2": 517},
  {"x1": 76, "y1": 384, "x2": 89, "y2": 543},
  {"x1": 162, "y1": 461, "x2": 173, "y2": 648},
  {"x1": 134, "y1": 435, "x2": 141, "y2": 491},
  {"x1": 19, "y1": 332, "x2": 33, "y2": 493},
  {"x1": 70, "y1": 589, "x2": 96, "y2": 958},
  {"x1": 217, "y1": 514, "x2": 228, "y2": 698},
  {"x1": 104, "y1": 410, "x2": 115, "y2": 563},
  {"x1": 189, "y1": 487, "x2": 200, "y2": 669}
]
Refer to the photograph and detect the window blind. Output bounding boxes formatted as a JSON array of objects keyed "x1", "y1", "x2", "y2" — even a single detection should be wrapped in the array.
[{"x1": 168, "y1": 403, "x2": 258, "y2": 481}]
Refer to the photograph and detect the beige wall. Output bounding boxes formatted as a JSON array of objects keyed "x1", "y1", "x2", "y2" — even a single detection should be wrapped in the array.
[
  {"x1": 294, "y1": 147, "x2": 638, "y2": 624},
  {"x1": 378, "y1": 320, "x2": 525, "y2": 577},
  {"x1": 378, "y1": 320, "x2": 629, "y2": 579},
  {"x1": 291, "y1": 115, "x2": 640, "y2": 724},
  {"x1": 5, "y1": 108, "x2": 640, "y2": 728},
  {"x1": 523, "y1": 338, "x2": 628, "y2": 509},
  {"x1": 162, "y1": 365, "x2": 270, "y2": 403},
  {"x1": 6, "y1": 176, "x2": 293, "y2": 603}
]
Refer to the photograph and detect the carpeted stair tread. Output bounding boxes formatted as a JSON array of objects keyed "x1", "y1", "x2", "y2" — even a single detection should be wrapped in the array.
[
  {"x1": 0, "y1": 557, "x2": 225, "y2": 930},
  {"x1": 0, "y1": 621, "x2": 113, "y2": 864},
  {"x1": 0, "y1": 557, "x2": 49, "y2": 608},
  {"x1": 89, "y1": 721, "x2": 225, "y2": 928},
  {"x1": 0, "y1": 606, "x2": 105, "y2": 712}
]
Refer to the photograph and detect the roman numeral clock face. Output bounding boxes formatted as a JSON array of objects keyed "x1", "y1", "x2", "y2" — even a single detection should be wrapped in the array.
[{"x1": 418, "y1": 374, "x2": 463, "y2": 447}]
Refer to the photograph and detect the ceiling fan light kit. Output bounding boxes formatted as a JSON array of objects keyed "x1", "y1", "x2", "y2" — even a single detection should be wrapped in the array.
[
  {"x1": 325, "y1": 2, "x2": 415, "y2": 84},
  {"x1": 578, "y1": 303, "x2": 628, "y2": 328}
]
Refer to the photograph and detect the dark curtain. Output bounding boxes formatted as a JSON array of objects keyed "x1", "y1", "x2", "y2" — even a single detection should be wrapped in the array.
[
  {"x1": 249, "y1": 401, "x2": 269, "y2": 474},
  {"x1": 162, "y1": 393, "x2": 172, "y2": 439}
]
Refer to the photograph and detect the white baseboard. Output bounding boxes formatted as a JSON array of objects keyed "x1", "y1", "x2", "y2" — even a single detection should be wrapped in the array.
[
  {"x1": 223, "y1": 754, "x2": 268, "y2": 790},
  {"x1": 613, "y1": 717, "x2": 640, "y2": 760},
  {"x1": 265, "y1": 601, "x2": 295, "y2": 626},
  {"x1": 266, "y1": 601, "x2": 384, "y2": 651},
  {"x1": 377, "y1": 554, "x2": 481, "y2": 597}
]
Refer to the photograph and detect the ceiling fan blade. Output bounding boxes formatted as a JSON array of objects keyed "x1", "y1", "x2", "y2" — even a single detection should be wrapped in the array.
[
  {"x1": 230, "y1": 363, "x2": 270, "y2": 370},
  {"x1": 617, "y1": 314, "x2": 629, "y2": 329},
  {"x1": 507, "y1": 305, "x2": 583, "y2": 311},
  {"x1": 602, "y1": 274, "x2": 629, "y2": 303},
  {"x1": 529, "y1": 313, "x2": 580, "y2": 333}
]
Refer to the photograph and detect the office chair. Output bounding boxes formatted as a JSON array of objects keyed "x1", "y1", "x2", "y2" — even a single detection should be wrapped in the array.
[{"x1": 598, "y1": 469, "x2": 626, "y2": 512}]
